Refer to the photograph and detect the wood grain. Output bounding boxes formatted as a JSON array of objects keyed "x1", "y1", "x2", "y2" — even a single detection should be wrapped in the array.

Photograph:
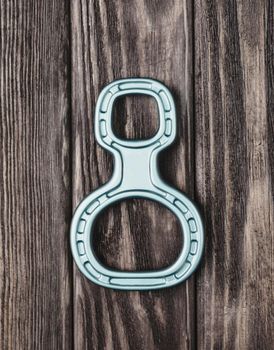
[
  {"x1": 0, "y1": 1, "x2": 72, "y2": 349},
  {"x1": 195, "y1": 0, "x2": 274, "y2": 348},
  {"x1": 2, "y1": 1, "x2": 272, "y2": 348},
  {"x1": 71, "y1": 0, "x2": 194, "y2": 349}
]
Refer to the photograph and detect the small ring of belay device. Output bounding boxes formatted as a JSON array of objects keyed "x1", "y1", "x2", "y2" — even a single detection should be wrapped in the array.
[{"x1": 70, "y1": 78, "x2": 204, "y2": 290}]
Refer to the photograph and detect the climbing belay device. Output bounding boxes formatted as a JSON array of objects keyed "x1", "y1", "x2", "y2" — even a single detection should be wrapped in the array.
[{"x1": 70, "y1": 78, "x2": 204, "y2": 290}]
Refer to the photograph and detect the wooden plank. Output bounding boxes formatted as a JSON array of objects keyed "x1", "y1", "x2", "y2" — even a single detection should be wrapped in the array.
[
  {"x1": 71, "y1": 0, "x2": 194, "y2": 349},
  {"x1": 0, "y1": 1, "x2": 72, "y2": 349},
  {"x1": 195, "y1": 1, "x2": 274, "y2": 348}
]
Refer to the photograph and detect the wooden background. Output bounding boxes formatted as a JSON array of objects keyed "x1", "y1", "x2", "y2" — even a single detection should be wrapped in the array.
[{"x1": 1, "y1": 0, "x2": 273, "y2": 349}]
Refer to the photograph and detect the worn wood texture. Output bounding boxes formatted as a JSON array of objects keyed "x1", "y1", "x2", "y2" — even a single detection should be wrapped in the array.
[
  {"x1": 2, "y1": 0, "x2": 273, "y2": 349},
  {"x1": 0, "y1": 1, "x2": 72, "y2": 349},
  {"x1": 195, "y1": 1, "x2": 274, "y2": 349},
  {"x1": 71, "y1": 0, "x2": 194, "y2": 349}
]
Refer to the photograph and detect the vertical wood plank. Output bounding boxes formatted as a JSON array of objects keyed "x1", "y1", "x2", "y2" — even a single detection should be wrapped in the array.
[
  {"x1": 71, "y1": 0, "x2": 194, "y2": 349},
  {"x1": 195, "y1": 0, "x2": 274, "y2": 348},
  {"x1": 0, "y1": 1, "x2": 72, "y2": 349}
]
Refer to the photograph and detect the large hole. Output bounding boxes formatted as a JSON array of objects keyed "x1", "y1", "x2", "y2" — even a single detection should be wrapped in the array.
[
  {"x1": 92, "y1": 199, "x2": 182, "y2": 272},
  {"x1": 112, "y1": 95, "x2": 159, "y2": 140}
]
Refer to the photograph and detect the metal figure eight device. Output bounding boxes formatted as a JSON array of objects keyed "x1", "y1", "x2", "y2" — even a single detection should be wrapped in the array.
[{"x1": 70, "y1": 78, "x2": 204, "y2": 290}]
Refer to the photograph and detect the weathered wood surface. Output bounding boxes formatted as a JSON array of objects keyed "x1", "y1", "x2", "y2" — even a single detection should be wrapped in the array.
[
  {"x1": 1, "y1": 0, "x2": 274, "y2": 349},
  {"x1": 71, "y1": 0, "x2": 194, "y2": 349},
  {"x1": 0, "y1": 1, "x2": 72, "y2": 349},
  {"x1": 195, "y1": 1, "x2": 274, "y2": 349}
]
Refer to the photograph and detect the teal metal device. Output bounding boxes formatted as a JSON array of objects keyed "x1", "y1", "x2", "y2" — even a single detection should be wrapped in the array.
[{"x1": 70, "y1": 78, "x2": 204, "y2": 290}]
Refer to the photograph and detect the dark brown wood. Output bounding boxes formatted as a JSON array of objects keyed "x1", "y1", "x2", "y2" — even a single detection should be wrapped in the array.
[
  {"x1": 0, "y1": 1, "x2": 72, "y2": 349},
  {"x1": 2, "y1": 1, "x2": 273, "y2": 348},
  {"x1": 71, "y1": 0, "x2": 194, "y2": 349},
  {"x1": 195, "y1": 0, "x2": 274, "y2": 349}
]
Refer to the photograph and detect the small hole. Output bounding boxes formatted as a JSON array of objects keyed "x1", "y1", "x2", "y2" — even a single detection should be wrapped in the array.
[
  {"x1": 112, "y1": 95, "x2": 159, "y2": 140},
  {"x1": 92, "y1": 199, "x2": 182, "y2": 272}
]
